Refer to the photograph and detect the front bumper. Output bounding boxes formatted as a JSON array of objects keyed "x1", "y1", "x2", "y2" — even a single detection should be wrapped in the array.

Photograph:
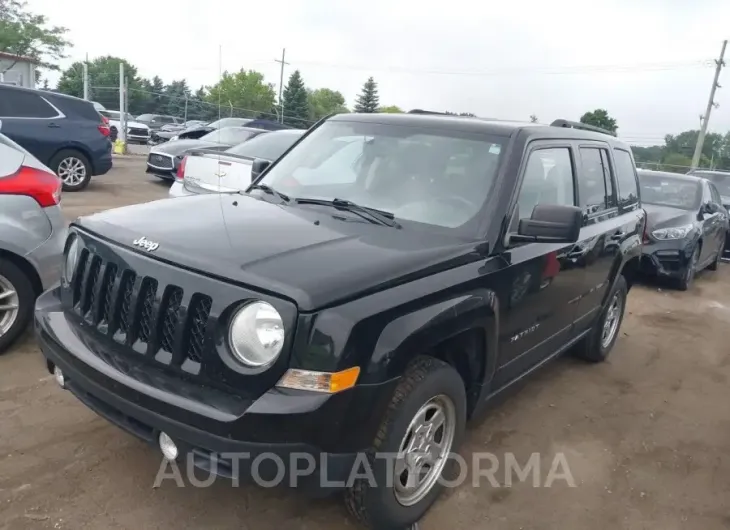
[
  {"x1": 640, "y1": 240, "x2": 692, "y2": 278},
  {"x1": 34, "y1": 288, "x2": 397, "y2": 492}
]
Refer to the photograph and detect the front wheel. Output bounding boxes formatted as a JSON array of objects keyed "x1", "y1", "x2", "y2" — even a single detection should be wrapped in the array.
[
  {"x1": 707, "y1": 238, "x2": 724, "y2": 271},
  {"x1": 677, "y1": 245, "x2": 700, "y2": 291},
  {"x1": 345, "y1": 356, "x2": 466, "y2": 530}
]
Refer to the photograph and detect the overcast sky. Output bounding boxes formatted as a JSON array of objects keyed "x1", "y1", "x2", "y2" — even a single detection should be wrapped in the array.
[{"x1": 26, "y1": 0, "x2": 730, "y2": 145}]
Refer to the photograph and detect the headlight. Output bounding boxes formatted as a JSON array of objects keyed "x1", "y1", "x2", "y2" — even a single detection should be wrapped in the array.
[
  {"x1": 651, "y1": 224, "x2": 694, "y2": 240},
  {"x1": 64, "y1": 234, "x2": 81, "y2": 282},
  {"x1": 229, "y1": 301, "x2": 285, "y2": 367}
]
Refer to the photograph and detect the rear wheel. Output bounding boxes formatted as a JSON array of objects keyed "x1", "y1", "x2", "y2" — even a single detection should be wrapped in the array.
[
  {"x1": 0, "y1": 258, "x2": 35, "y2": 354},
  {"x1": 345, "y1": 356, "x2": 466, "y2": 530},
  {"x1": 51, "y1": 149, "x2": 91, "y2": 192},
  {"x1": 573, "y1": 275, "x2": 628, "y2": 363}
]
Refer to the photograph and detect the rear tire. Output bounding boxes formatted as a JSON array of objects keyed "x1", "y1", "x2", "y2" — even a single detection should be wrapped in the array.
[
  {"x1": 51, "y1": 149, "x2": 91, "y2": 192},
  {"x1": 0, "y1": 258, "x2": 35, "y2": 354},
  {"x1": 573, "y1": 275, "x2": 628, "y2": 363},
  {"x1": 345, "y1": 356, "x2": 466, "y2": 530}
]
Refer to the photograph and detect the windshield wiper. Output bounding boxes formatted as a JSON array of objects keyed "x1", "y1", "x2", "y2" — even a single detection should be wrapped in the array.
[
  {"x1": 295, "y1": 197, "x2": 400, "y2": 228},
  {"x1": 246, "y1": 183, "x2": 290, "y2": 202}
]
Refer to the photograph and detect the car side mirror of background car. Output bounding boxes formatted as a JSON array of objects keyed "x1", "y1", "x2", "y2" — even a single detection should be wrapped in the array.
[
  {"x1": 702, "y1": 202, "x2": 720, "y2": 216},
  {"x1": 511, "y1": 204, "x2": 582, "y2": 244},
  {"x1": 250, "y1": 158, "x2": 271, "y2": 181}
]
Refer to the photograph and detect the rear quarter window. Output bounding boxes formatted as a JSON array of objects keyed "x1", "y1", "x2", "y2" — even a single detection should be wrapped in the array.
[
  {"x1": 612, "y1": 148, "x2": 639, "y2": 207},
  {"x1": 53, "y1": 96, "x2": 101, "y2": 121}
]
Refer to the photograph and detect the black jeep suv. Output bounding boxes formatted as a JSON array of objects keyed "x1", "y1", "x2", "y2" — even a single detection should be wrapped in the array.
[{"x1": 35, "y1": 112, "x2": 644, "y2": 529}]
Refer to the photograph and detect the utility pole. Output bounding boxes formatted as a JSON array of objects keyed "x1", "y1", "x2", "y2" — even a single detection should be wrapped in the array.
[
  {"x1": 83, "y1": 56, "x2": 89, "y2": 100},
  {"x1": 184, "y1": 94, "x2": 188, "y2": 122},
  {"x1": 119, "y1": 62, "x2": 127, "y2": 147},
  {"x1": 275, "y1": 48, "x2": 289, "y2": 123},
  {"x1": 691, "y1": 39, "x2": 727, "y2": 170}
]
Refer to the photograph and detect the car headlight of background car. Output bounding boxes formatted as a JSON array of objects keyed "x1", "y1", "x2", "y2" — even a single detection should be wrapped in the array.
[
  {"x1": 651, "y1": 224, "x2": 694, "y2": 240},
  {"x1": 64, "y1": 234, "x2": 81, "y2": 282},
  {"x1": 229, "y1": 301, "x2": 285, "y2": 367}
]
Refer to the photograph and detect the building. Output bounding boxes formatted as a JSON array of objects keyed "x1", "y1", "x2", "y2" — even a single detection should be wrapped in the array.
[{"x1": 0, "y1": 52, "x2": 37, "y2": 89}]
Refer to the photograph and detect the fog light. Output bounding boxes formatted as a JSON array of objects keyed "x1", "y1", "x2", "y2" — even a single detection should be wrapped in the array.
[
  {"x1": 158, "y1": 432, "x2": 178, "y2": 460},
  {"x1": 53, "y1": 366, "x2": 65, "y2": 388}
]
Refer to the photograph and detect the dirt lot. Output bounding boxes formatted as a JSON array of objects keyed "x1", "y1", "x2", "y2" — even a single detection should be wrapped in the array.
[{"x1": 1, "y1": 157, "x2": 729, "y2": 529}]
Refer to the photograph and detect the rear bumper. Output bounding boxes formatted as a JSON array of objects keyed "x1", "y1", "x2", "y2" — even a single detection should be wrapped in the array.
[
  {"x1": 34, "y1": 287, "x2": 397, "y2": 491},
  {"x1": 92, "y1": 148, "x2": 113, "y2": 176},
  {"x1": 168, "y1": 181, "x2": 194, "y2": 198}
]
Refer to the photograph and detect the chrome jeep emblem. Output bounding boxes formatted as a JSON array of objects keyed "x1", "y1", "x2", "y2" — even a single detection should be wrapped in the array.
[{"x1": 133, "y1": 236, "x2": 159, "y2": 252}]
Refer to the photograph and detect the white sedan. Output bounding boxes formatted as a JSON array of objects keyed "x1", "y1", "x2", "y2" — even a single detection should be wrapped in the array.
[
  {"x1": 99, "y1": 110, "x2": 151, "y2": 144},
  {"x1": 169, "y1": 129, "x2": 304, "y2": 198}
]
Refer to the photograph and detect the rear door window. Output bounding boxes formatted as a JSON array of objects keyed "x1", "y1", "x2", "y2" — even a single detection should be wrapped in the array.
[
  {"x1": 0, "y1": 90, "x2": 59, "y2": 118},
  {"x1": 612, "y1": 149, "x2": 640, "y2": 207},
  {"x1": 578, "y1": 147, "x2": 617, "y2": 215}
]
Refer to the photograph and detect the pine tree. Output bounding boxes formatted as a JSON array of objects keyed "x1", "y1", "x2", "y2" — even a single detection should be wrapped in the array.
[
  {"x1": 354, "y1": 77, "x2": 380, "y2": 113},
  {"x1": 282, "y1": 70, "x2": 309, "y2": 128}
]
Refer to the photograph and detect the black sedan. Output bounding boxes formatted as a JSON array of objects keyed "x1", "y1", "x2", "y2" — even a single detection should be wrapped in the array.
[
  {"x1": 145, "y1": 126, "x2": 268, "y2": 180},
  {"x1": 686, "y1": 168, "x2": 730, "y2": 258},
  {"x1": 638, "y1": 169, "x2": 728, "y2": 290}
]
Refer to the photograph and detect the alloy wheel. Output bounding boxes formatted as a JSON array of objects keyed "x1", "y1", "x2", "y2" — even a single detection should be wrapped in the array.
[
  {"x1": 600, "y1": 290, "x2": 623, "y2": 349},
  {"x1": 58, "y1": 157, "x2": 87, "y2": 186},
  {"x1": 0, "y1": 273, "x2": 20, "y2": 337},
  {"x1": 394, "y1": 394, "x2": 457, "y2": 507}
]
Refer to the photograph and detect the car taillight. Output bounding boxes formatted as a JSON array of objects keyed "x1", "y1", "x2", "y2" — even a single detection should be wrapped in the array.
[
  {"x1": 0, "y1": 165, "x2": 62, "y2": 207},
  {"x1": 176, "y1": 156, "x2": 187, "y2": 180},
  {"x1": 98, "y1": 115, "x2": 111, "y2": 137}
]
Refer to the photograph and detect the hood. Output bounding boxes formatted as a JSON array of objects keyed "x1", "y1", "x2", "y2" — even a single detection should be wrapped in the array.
[
  {"x1": 75, "y1": 194, "x2": 477, "y2": 311},
  {"x1": 151, "y1": 139, "x2": 225, "y2": 156},
  {"x1": 643, "y1": 203, "x2": 696, "y2": 231}
]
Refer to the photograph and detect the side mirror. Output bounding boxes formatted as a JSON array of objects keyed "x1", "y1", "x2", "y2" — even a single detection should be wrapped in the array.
[
  {"x1": 250, "y1": 158, "x2": 271, "y2": 181},
  {"x1": 703, "y1": 202, "x2": 720, "y2": 214},
  {"x1": 512, "y1": 204, "x2": 582, "y2": 244},
  {"x1": 0, "y1": 119, "x2": 3, "y2": 132}
]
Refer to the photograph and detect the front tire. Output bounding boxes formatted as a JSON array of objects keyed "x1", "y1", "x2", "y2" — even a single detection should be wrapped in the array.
[
  {"x1": 677, "y1": 245, "x2": 700, "y2": 291},
  {"x1": 573, "y1": 275, "x2": 628, "y2": 363},
  {"x1": 51, "y1": 149, "x2": 92, "y2": 192},
  {"x1": 707, "y1": 238, "x2": 724, "y2": 271},
  {"x1": 0, "y1": 258, "x2": 35, "y2": 354},
  {"x1": 345, "y1": 356, "x2": 467, "y2": 530}
]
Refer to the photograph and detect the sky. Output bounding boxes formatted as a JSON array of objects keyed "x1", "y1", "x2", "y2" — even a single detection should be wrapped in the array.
[{"x1": 25, "y1": 0, "x2": 730, "y2": 146}]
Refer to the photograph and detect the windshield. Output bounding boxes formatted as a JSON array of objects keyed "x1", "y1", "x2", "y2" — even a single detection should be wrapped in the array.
[
  {"x1": 208, "y1": 118, "x2": 251, "y2": 129},
  {"x1": 258, "y1": 120, "x2": 506, "y2": 232},
  {"x1": 226, "y1": 131, "x2": 303, "y2": 160},
  {"x1": 201, "y1": 127, "x2": 260, "y2": 145},
  {"x1": 639, "y1": 174, "x2": 701, "y2": 210},
  {"x1": 693, "y1": 171, "x2": 730, "y2": 197}
]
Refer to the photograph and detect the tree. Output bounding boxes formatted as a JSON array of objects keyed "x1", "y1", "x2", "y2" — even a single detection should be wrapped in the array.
[
  {"x1": 205, "y1": 69, "x2": 276, "y2": 120},
  {"x1": 0, "y1": 0, "x2": 69, "y2": 73},
  {"x1": 308, "y1": 88, "x2": 348, "y2": 121},
  {"x1": 354, "y1": 77, "x2": 379, "y2": 113},
  {"x1": 378, "y1": 105, "x2": 403, "y2": 113},
  {"x1": 162, "y1": 79, "x2": 191, "y2": 118},
  {"x1": 529, "y1": 114, "x2": 538, "y2": 123},
  {"x1": 579, "y1": 109, "x2": 618, "y2": 134},
  {"x1": 281, "y1": 70, "x2": 310, "y2": 128},
  {"x1": 57, "y1": 56, "x2": 149, "y2": 114}
]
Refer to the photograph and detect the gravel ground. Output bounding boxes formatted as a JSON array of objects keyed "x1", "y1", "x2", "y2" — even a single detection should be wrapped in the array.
[{"x1": 1, "y1": 156, "x2": 729, "y2": 529}]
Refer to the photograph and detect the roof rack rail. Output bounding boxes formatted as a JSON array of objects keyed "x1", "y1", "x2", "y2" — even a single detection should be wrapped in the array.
[
  {"x1": 550, "y1": 119, "x2": 615, "y2": 137},
  {"x1": 407, "y1": 109, "x2": 452, "y2": 115}
]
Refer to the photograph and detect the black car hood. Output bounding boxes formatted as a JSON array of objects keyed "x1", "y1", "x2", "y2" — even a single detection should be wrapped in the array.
[
  {"x1": 74, "y1": 195, "x2": 477, "y2": 311},
  {"x1": 152, "y1": 139, "x2": 226, "y2": 155},
  {"x1": 179, "y1": 126, "x2": 214, "y2": 139},
  {"x1": 643, "y1": 203, "x2": 696, "y2": 230}
]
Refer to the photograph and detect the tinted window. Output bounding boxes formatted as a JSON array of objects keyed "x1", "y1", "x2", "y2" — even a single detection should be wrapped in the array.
[
  {"x1": 0, "y1": 90, "x2": 58, "y2": 118},
  {"x1": 638, "y1": 173, "x2": 700, "y2": 210},
  {"x1": 158, "y1": 116, "x2": 174, "y2": 124},
  {"x1": 225, "y1": 131, "x2": 303, "y2": 160},
  {"x1": 579, "y1": 147, "x2": 617, "y2": 214},
  {"x1": 136, "y1": 114, "x2": 154, "y2": 121},
  {"x1": 208, "y1": 118, "x2": 252, "y2": 129},
  {"x1": 54, "y1": 96, "x2": 102, "y2": 121},
  {"x1": 259, "y1": 120, "x2": 507, "y2": 232},
  {"x1": 201, "y1": 127, "x2": 260, "y2": 145},
  {"x1": 613, "y1": 149, "x2": 639, "y2": 206},
  {"x1": 699, "y1": 173, "x2": 730, "y2": 198},
  {"x1": 516, "y1": 147, "x2": 575, "y2": 221}
]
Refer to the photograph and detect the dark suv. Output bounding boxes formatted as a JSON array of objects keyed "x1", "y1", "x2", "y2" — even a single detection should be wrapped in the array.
[
  {"x1": 35, "y1": 112, "x2": 644, "y2": 529},
  {"x1": 0, "y1": 85, "x2": 113, "y2": 191}
]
